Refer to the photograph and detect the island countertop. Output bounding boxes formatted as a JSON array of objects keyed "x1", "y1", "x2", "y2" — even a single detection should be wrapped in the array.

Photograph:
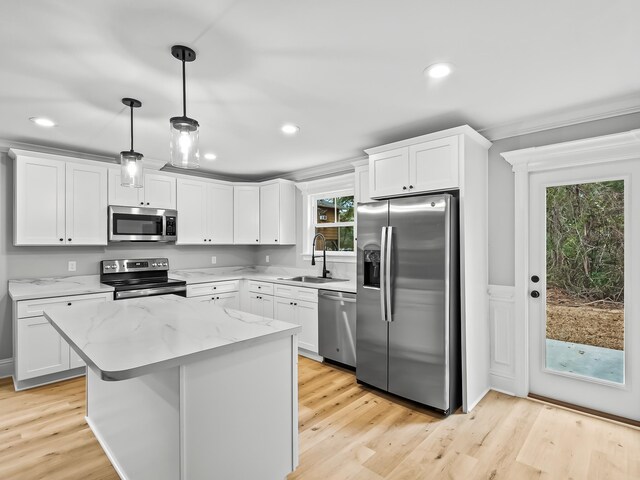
[{"x1": 43, "y1": 295, "x2": 301, "y2": 381}]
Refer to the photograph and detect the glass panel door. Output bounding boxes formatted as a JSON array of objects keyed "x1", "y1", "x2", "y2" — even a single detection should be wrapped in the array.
[{"x1": 528, "y1": 160, "x2": 640, "y2": 421}]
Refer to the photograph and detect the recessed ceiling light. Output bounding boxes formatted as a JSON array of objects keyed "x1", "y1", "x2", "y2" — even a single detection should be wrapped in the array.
[
  {"x1": 424, "y1": 63, "x2": 453, "y2": 79},
  {"x1": 204, "y1": 153, "x2": 217, "y2": 160},
  {"x1": 281, "y1": 124, "x2": 300, "y2": 135},
  {"x1": 29, "y1": 117, "x2": 57, "y2": 127}
]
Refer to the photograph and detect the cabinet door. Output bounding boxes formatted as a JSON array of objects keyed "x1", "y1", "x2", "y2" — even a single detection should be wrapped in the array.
[
  {"x1": 274, "y1": 297, "x2": 296, "y2": 324},
  {"x1": 248, "y1": 294, "x2": 263, "y2": 316},
  {"x1": 409, "y1": 136, "x2": 459, "y2": 192},
  {"x1": 369, "y1": 148, "x2": 410, "y2": 198},
  {"x1": 260, "y1": 183, "x2": 280, "y2": 245},
  {"x1": 16, "y1": 316, "x2": 70, "y2": 380},
  {"x1": 216, "y1": 292, "x2": 240, "y2": 310},
  {"x1": 69, "y1": 348, "x2": 86, "y2": 369},
  {"x1": 176, "y1": 179, "x2": 208, "y2": 245},
  {"x1": 14, "y1": 156, "x2": 66, "y2": 245},
  {"x1": 144, "y1": 173, "x2": 177, "y2": 209},
  {"x1": 296, "y1": 300, "x2": 319, "y2": 353},
  {"x1": 234, "y1": 186, "x2": 260, "y2": 244},
  {"x1": 108, "y1": 169, "x2": 143, "y2": 207},
  {"x1": 261, "y1": 295, "x2": 274, "y2": 319},
  {"x1": 208, "y1": 183, "x2": 234, "y2": 244},
  {"x1": 355, "y1": 165, "x2": 373, "y2": 204},
  {"x1": 65, "y1": 162, "x2": 108, "y2": 245}
]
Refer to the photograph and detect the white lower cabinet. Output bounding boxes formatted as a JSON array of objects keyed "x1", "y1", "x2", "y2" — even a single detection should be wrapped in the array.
[
  {"x1": 273, "y1": 285, "x2": 319, "y2": 355},
  {"x1": 187, "y1": 281, "x2": 241, "y2": 310},
  {"x1": 248, "y1": 293, "x2": 274, "y2": 318},
  {"x1": 16, "y1": 316, "x2": 70, "y2": 379},
  {"x1": 14, "y1": 292, "x2": 111, "y2": 382}
]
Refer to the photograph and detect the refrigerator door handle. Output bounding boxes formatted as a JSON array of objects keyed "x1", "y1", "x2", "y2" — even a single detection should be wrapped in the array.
[
  {"x1": 385, "y1": 226, "x2": 393, "y2": 322},
  {"x1": 380, "y1": 226, "x2": 387, "y2": 322}
]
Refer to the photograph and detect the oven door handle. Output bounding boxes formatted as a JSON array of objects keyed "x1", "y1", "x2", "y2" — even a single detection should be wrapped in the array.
[{"x1": 114, "y1": 285, "x2": 186, "y2": 300}]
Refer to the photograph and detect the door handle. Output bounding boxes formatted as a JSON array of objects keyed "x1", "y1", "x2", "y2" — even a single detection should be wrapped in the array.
[
  {"x1": 530, "y1": 290, "x2": 540, "y2": 298},
  {"x1": 385, "y1": 226, "x2": 393, "y2": 322},
  {"x1": 380, "y1": 226, "x2": 387, "y2": 322}
]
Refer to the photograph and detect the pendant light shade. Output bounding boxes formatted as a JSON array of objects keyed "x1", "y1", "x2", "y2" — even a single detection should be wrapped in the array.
[
  {"x1": 170, "y1": 45, "x2": 199, "y2": 169},
  {"x1": 120, "y1": 98, "x2": 143, "y2": 188}
]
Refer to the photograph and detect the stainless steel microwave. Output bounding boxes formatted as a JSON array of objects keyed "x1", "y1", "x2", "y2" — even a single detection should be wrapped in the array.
[{"x1": 108, "y1": 206, "x2": 177, "y2": 242}]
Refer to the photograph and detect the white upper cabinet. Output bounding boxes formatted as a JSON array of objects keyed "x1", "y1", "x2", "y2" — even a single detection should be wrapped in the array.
[
  {"x1": 409, "y1": 136, "x2": 459, "y2": 193},
  {"x1": 234, "y1": 186, "x2": 260, "y2": 244},
  {"x1": 176, "y1": 178, "x2": 208, "y2": 244},
  {"x1": 108, "y1": 170, "x2": 176, "y2": 209},
  {"x1": 354, "y1": 164, "x2": 373, "y2": 204},
  {"x1": 207, "y1": 183, "x2": 234, "y2": 244},
  {"x1": 143, "y1": 173, "x2": 176, "y2": 209},
  {"x1": 65, "y1": 162, "x2": 108, "y2": 245},
  {"x1": 259, "y1": 180, "x2": 296, "y2": 245},
  {"x1": 14, "y1": 155, "x2": 66, "y2": 245},
  {"x1": 108, "y1": 169, "x2": 143, "y2": 207},
  {"x1": 12, "y1": 151, "x2": 108, "y2": 246},
  {"x1": 367, "y1": 133, "x2": 460, "y2": 198},
  {"x1": 177, "y1": 178, "x2": 234, "y2": 245},
  {"x1": 369, "y1": 148, "x2": 410, "y2": 198}
]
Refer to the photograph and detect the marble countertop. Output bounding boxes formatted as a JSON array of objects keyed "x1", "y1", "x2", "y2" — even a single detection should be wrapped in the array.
[
  {"x1": 170, "y1": 266, "x2": 357, "y2": 293},
  {"x1": 44, "y1": 295, "x2": 301, "y2": 381},
  {"x1": 8, "y1": 275, "x2": 114, "y2": 301}
]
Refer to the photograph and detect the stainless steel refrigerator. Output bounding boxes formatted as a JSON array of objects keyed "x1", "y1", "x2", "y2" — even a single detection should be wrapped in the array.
[{"x1": 356, "y1": 194, "x2": 460, "y2": 415}]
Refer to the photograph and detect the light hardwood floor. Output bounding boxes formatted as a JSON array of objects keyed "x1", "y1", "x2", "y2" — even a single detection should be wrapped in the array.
[{"x1": 1, "y1": 358, "x2": 639, "y2": 479}]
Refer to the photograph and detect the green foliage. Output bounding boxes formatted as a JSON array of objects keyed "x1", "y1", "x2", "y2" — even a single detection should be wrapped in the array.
[{"x1": 546, "y1": 180, "x2": 624, "y2": 302}]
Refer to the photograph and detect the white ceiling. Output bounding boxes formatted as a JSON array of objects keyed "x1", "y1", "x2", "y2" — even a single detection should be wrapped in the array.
[{"x1": 1, "y1": 1, "x2": 639, "y2": 180}]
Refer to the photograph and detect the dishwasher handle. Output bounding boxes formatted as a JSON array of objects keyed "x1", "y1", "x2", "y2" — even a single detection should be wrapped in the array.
[{"x1": 318, "y1": 290, "x2": 356, "y2": 303}]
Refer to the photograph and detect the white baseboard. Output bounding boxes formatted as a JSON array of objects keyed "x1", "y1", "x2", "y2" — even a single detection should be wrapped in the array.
[
  {"x1": 489, "y1": 372, "x2": 518, "y2": 397},
  {"x1": 0, "y1": 358, "x2": 14, "y2": 379},
  {"x1": 466, "y1": 386, "x2": 491, "y2": 412}
]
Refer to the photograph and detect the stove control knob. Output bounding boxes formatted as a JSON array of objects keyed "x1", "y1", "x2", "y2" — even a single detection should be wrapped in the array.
[
  {"x1": 152, "y1": 263, "x2": 157, "y2": 267},
  {"x1": 162, "y1": 262, "x2": 168, "y2": 267}
]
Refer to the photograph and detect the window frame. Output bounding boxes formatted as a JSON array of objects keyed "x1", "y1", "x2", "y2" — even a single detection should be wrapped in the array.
[{"x1": 311, "y1": 191, "x2": 355, "y2": 254}]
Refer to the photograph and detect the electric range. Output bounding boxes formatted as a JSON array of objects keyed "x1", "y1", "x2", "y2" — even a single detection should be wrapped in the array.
[{"x1": 100, "y1": 258, "x2": 187, "y2": 300}]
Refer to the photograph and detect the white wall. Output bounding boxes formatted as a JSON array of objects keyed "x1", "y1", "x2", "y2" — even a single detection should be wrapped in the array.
[{"x1": 0, "y1": 151, "x2": 258, "y2": 360}]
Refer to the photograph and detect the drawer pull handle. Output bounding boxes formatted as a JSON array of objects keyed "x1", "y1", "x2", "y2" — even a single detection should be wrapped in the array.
[{"x1": 67, "y1": 302, "x2": 72, "y2": 306}]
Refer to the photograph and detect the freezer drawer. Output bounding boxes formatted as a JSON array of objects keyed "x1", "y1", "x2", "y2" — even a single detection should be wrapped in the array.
[{"x1": 318, "y1": 290, "x2": 356, "y2": 368}]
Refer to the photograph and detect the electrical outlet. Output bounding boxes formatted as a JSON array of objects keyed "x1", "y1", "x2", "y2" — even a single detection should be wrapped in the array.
[
  {"x1": 266, "y1": 255, "x2": 270, "y2": 263},
  {"x1": 211, "y1": 256, "x2": 217, "y2": 265},
  {"x1": 68, "y1": 261, "x2": 77, "y2": 272}
]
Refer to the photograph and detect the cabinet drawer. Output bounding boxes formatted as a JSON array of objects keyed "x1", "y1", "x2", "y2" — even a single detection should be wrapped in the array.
[
  {"x1": 17, "y1": 292, "x2": 112, "y2": 319},
  {"x1": 247, "y1": 281, "x2": 274, "y2": 295},
  {"x1": 274, "y1": 284, "x2": 318, "y2": 303},
  {"x1": 187, "y1": 280, "x2": 240, "y2": 298}
]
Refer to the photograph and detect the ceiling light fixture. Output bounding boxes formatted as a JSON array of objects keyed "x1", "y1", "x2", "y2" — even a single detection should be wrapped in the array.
[
  {"x1": 170, "y1": 45, "x2": 200, "y2": 169},
  {"x1": 281, "y1": 124, "x2": 300, "y2": 135},
  {"x1": 204, "y1": 153, "x2": 217, "y2": 160},
  {"x1": 120, "y1": 98, "x2": 144, "y2": 188},
  {"x1": 29, "y1": 117, "x2": 56, "y2": 127},
  {"x1": 424, "y1": 63, "x2": 453, "y2": 79}
]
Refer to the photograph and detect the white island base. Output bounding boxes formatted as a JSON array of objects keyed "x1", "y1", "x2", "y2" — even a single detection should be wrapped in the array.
[{"x1": 86, "y1": 335, "x2": 298, "y2": 480}]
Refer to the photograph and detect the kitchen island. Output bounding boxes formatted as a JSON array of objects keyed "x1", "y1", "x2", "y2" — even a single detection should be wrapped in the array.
[{"x1": 44, "y1": 295, "x2": 301, "y2": 480}]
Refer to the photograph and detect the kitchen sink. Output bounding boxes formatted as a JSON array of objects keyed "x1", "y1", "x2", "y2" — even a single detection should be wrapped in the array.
[{"x1": 278, "y1": 276, "x2": 349, "y2": 284}]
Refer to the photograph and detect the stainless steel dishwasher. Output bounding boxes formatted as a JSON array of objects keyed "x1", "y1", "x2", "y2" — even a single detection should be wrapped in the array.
[{"x1": 318, "y1": 290, "x2": 357, "y2": 368}]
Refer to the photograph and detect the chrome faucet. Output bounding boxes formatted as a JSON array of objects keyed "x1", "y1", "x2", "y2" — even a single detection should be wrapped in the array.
[{"x1": 311, "y1": 233, "x2": 330, "y2": 278}]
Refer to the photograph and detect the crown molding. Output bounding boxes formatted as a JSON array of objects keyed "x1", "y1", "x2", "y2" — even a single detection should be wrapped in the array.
[
  {"x1": 501, "y1": 128, "x2": 640, "y2": 173},
  {"x1": 480, "y1": 92, "x2": 640, "y2": 141},
  {"x1": 267, "y1": 155, "x2": 366, "y2": 183}
]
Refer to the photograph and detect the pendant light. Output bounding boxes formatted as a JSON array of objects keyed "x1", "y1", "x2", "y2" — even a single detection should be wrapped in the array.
[
  {"x1": 120, "y1": 98, "x2": 143, "y2": 188},
  {"x1": 169, "y1": 45, "x2": 200, "y2": 169}
]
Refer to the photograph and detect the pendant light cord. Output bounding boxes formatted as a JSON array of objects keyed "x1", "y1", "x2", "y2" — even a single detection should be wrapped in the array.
[
  {"x1": 182, "y1": 57, "x2": 187, "y2": 118},
  {"x1": 130, "y1": 104, "x2": 134, "y2": 152}
]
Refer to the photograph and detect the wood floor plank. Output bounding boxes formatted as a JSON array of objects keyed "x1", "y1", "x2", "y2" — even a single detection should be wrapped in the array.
[{"x1": 2, "y1": 358, "x2": 640, "y2": 479}]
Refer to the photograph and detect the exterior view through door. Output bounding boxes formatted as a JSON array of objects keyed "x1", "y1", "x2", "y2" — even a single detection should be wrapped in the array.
[{"x1": 504, "y1": 130, "x2": 640, "y2": 422}]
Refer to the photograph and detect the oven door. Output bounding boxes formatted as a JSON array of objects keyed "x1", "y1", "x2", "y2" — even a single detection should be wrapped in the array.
[{"x1": 109, "y1": 206, "x2": 175, "y2": 242}]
